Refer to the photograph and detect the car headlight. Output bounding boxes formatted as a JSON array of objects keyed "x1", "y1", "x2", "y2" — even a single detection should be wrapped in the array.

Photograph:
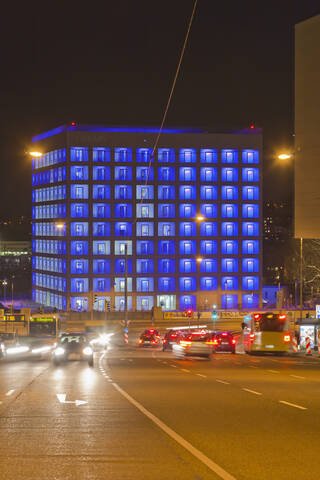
[
  {"x1": 54, "y1": 347, "x2": 65, "y2": 356},
  {"x1": 6, "y1": 345, "x2": 29, "y2": 355},
  {"x1": 83, "y1": 346, "x2": 93, "y2": 356}
]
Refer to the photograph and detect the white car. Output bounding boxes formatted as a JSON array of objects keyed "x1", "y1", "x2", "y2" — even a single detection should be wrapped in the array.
[{"x1": 172, "y1": 334, "x2": 212, "y2": 359}]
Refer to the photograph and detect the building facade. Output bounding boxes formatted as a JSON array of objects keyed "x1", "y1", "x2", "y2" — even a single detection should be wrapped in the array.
[{"x1": 31, "y1": 124, "x2": 262, "y2": 312}]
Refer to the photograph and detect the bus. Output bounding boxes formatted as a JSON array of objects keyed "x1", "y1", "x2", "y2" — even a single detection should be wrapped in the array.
[
  {"x1": 0, "y1": 314, "x2": 58, "y2": 339},
  {"x1": 243, "y1": 312, "x2": 291, "y2": 355}
]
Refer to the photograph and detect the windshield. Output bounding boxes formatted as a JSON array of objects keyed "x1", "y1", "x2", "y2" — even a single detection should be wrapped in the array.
[
  {"x1": 60, "y1": 335, "x2": 88, "y2": 344},
  {"x1": 254, "y1": 314, "x2": 286, "y2": 332}
]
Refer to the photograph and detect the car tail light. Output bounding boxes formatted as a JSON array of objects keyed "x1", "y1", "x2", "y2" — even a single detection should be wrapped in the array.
[
  {"x1": 232, "y1": 339, "x2": 236, "y2": 345},
  {"x1": 139, "y1": 339, "x2": 143, "y2": 344},
  {"x1": 221, "y1": 332, "x2": 228, "y2": 336},
  {"x1": 151, "y1": 341, "x2": 156, "y2": 344},
  {"x1": 206, "y1": 340, "x2": 215, "y2": 345},
  {"x1": 253, "y1": 314, "x2": 260, "y2": 320},
  {"x1": 163, "y1": 339, "x2": 167, "y2": 344},
  {"x1": 279, "y1": 314, "x2": 286, "y2": 321},
  {"x1": 180, "y1": 341, "x2": 192, "y2": 347},
  {"x1": 249, "y1": 333, "x2": 255, "y2": 343},
  {"x1": 284, "y1": 335, "x2": 291, "y2": 343}
]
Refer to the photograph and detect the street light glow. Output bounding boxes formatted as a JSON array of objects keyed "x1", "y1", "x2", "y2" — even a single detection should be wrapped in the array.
[
  {"x1": 196, "y1": 216, "x2": 205, "y2": 221},
  {"x1": 56, "y1": 223, "x2": 64, "y2": 229},
  {"x1": 196, "y1": 257, "x2": 203, "y2": 262},
  {"x1": 278, "y1": 153, "x2": 292, "y2": 160},
  {"x1": 29, "y1": 151, "x2": 43, "y2": 157}
]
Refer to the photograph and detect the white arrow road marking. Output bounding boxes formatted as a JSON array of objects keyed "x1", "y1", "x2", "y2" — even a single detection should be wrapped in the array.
[{"x1": 56, "y1": 394, "x2": 87, "y2": 406}]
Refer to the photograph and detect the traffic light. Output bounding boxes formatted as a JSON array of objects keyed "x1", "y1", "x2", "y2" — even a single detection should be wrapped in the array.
[
  {"x1": 212, "y1": 307, "x2": 217, "y2": 320},
  {"x1": 186, "y1": 308, "x2": 193, "y2": 318}
]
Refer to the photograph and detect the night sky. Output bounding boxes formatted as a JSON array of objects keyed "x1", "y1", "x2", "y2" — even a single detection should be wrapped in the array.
[{"x1": 1, "y1": 0, "x2": 319, "y2": 218}]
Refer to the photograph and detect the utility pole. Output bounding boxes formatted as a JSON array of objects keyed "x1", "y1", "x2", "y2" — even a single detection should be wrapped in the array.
[{"x1": 299, "y1": 237, "x2": 303, "y2": 323}]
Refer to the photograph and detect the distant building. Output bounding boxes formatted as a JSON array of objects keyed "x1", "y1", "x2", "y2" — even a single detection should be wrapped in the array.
[
  {"x1": 31, "y1": 124, "x2": 263, "y2": 312},
  {"x1": 0, "y1": 241, "x2": 31, "y2": 273}
]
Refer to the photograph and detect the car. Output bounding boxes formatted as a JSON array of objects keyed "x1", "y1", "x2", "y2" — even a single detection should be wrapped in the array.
[
  {"x1": 172, "y1": 333, "x2": 212, "y2": 359},
  {"x1": 162, "y1": 330, "x2": 184, "y2": 351},
  {"x1": 208, "y1": 331, "x2": 238, "y2": 353},
  {"x1": 52, "y1": 333, "x2": 94, "y2": 366},
  {"x1": 143, "y1": 329, "x2": 161, "y2": 339},
  {"x1": 138, "y1": 332, "x2": 160, "y2": 347}
]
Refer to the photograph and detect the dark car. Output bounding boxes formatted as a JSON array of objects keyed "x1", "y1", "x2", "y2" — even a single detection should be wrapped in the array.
[
  {"x1": 162, "y1": 330, "x2": 183, "y2": 351},
  {"x1": 53, "y1": 333, "x2": 94, "y2": 366},
  {"x1": 208, "y1": 331, "x2": 237, "y2": 353},
  {"x1": 139, "y1": 332, "x2": 160, "y2": 347}
]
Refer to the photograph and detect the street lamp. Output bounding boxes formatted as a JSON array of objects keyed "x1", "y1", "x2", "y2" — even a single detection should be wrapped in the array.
[
  {"x1": 277, "y1": 153, "x2": 292, "y2": 160},
  {"x1": 29, "y1": 151, "x2": 43, "y2": 157},
  {"x1": 2, "y1": 280, "x2": 7, "y2": 303},
  {"x1": 196, "y1": 215, "x2": 205, "y2": 221}
]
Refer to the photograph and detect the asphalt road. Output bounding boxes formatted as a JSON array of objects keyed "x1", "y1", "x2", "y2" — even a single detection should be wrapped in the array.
[{"x1": 1, "y1": 345, "x2": 320, "y2": 480}]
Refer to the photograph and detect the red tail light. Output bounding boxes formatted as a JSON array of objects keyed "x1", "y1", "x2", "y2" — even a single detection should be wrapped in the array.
[
  {"x1": 253, "y1": 314, "x2": 260, "y2": 320},
  {"x1": 232, "y1": 339, "x2": 236, "y2": 345},
  {"x1": 279, "y1": 314, "x2": 286, "y2": 321},
  {"x1": 221, "y1": 332, "x2": 228, "y2": 336},
  {"x1": 283, "y1": 335, "x2": 291, "y2": 343},
  {"x1": 139, "y1": 339, "x2": 143, "y2": 344},
  {"x1": 151, "y1": 341, "x2": 156, "y2": 344},
  {"x1": 163, "y1": 339, "x2": 167, "y2": 344}
]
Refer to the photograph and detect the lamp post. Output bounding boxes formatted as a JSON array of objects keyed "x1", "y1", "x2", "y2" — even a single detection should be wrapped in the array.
[{"x1": 2, "y1": 280, "x2": 7, "y2": 303}]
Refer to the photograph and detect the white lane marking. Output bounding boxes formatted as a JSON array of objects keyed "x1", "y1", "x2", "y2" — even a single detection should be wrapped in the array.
[
  {"x1": 196, "y1": 374, "x2": 207, "y2": 378},
  {"x1": 111, "y1": 381, "x2": 237, "y2": 480},
  {"x1": 170, "y1": 365, "x2": 177, "y2": 368},
  {"x1": 162, "y1": 361, "x2": 168, "y2": 364},
  {"x1": 6, "y1": 390, "x2": 15, "y2": 396},
  {"x1": 267, "y1": 370, "x2": 280, "y2": 374},
  {"x1": 290, "y1": 374, "x2": 305, "y2": 379},
  {"x1": 242, "y1": 388, "x2": 262, "y2": 396},
  {"x1": 249, "y1": 366, "x2": 258, "y2": 369},
  {"x1": 181, "y1": 369, "x2": 190, "y2": 373},
  {"x1": 279, "y1": 400, "x2": 307, "y2": 411},
  {"x1": 56, "y1": 394, "x2": 87, "y2": 406},
  {"x1": 216, "y1": 379, "x2": 230, "y2": 385}
]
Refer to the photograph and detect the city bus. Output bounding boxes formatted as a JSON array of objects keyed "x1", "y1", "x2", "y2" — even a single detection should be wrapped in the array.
[{"x1": 243, "y1": 312, "x2": 291, "y2": 355}]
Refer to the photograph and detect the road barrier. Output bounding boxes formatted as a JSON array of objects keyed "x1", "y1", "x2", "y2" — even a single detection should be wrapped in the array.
[
  {"x1": 292, "y1": 337, "x2": 298, "y2": 353},
  {"x1": 305, "y1": 337, "x2": 312, "y2": 355},
  {"x1": 124, "y1": 331, "x2": 128, "y2": 344},
  {"x1": 318, "y1": 335, "x2": 320, "y2": 357}
]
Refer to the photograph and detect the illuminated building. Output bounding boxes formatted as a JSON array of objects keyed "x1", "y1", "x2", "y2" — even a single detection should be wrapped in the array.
[{"x1": 31, "y1": 124, "x2": 262, "y2": 311}]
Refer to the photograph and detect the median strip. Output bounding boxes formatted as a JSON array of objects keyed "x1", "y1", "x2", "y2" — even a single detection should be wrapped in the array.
[{"x1": 279, "y1": 400, "x2": 307, "y2": 410}]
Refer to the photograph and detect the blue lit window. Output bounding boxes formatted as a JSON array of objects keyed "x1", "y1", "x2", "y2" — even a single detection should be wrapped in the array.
[
  {"x1": 93, "y1": 148, "x2": 110, "y2": 162},
  {"x1": 221, "y1": 186, "x2": 238, "y2": 200},
  {"x1": 70, "y1": 222, "x2": 89, "y2": 236},
  {"x1": 242, "y1": 276, "x2": 259, "y2": 290},
  {"x1": 158, "y1": 204, "x2": 175, "y2": 218},
  {"x1": 242, "y1": 258, "x2": 259, "y2": 273},
  {"x1": 200, "y1": 259, "x2": 217, "y2": 273},
  {"x1": 180, "y1": 222, "x2": 196, "y2": 236},
  {"x1": 71, "y1": 278, "x2": 89, "y2": 294},
  {"x1": 158, "y1": 240, "x2": 175, "y2": 255},
  {"x1": 242, "y1": 240, "x2": 259, "y2": 254},
  {"x1": 221, "y1": 222, "x2": 238, "y2": 236},
  {"x1": 179, "y1": 240, "x2": 196, "y2": 255},
  {"x1": 221, "y1": 149, "x2": 238, "y2": 164},
  {"x1": 200, "y1": 277, "x2": 217, "y2": 291},
  {"x1": 70, "y1": 147, "x2": 88, "y2": 162},
  {"x1": 137, "y1": 277, "x2": 154, "y2": 292},
  {"x1": 137, "y1": 204, "x2": 154, "y2": 218},
  {"x1": 158, "y1": 277, "x2": 175, "y2": 292},
  {"x1": 179, "y1": 167, "x2": 196, "y2": 182},
  {"x1": 200, "y1": 222, "x2": 217, "y2": 236},
  {"x1": 179, "y1": 295, "x2": 196, "y2": 310},
  {"x1": 93, "y1": 203, "x2": 111, "y2": 218},
  {"x1": 114, "y1": 166, "x2": 132, "y2": 181},
  {"x1": 114, "y1": 185, "x2": 132, "y2": 200},
  {"x1": 114, "y1": 204, "x2": 132, "y2": 219},
  {"x1": 242, "y1": 204, "x2": 259, "y2": 218},
  {"x1": 70, "y1": 297, "x2": 88, "y2": 311},
  {"x1": 71, "y1": 203, "x2": 89, "y2": 218},
  {"x1": 200, "y1": 167, "x2": 217, "y2": 182},
  {"x1": 115, "y1": 222, "x2": 132, "y2": 236},
  {"x1": 242, "y1": 168, "x2": 259, "y2": 182},
  {"x1": 71, "y1": 259, "x2": 89, "y2": 274},
  {"x1": 179, "y1": 204, "x2": 196, "y2": 218},
  {"x1": 200, "y1": 149, "x2": 217, "y2": 163},
  {"x1": 200, "y1": 204, "x2": 217, "y2": 218},
  {"x1": 221, "y1": 258, "x2": 238, "y2": 273},
  {"x1": 93, "y1": 222, "x2": 111, "y2": 236},
  {"x1": 158, "y1": 148, "x2": 175, "y2": 163},
  {"x1": 179, "y1": 185, "x2": 196, "y2": 200},
  {"x1": 179, "y1": 259, "x2": 196, "y2": 273},
  {"x1": 158, "y1": 166, "x2": 175, "y2": 181},
  {"x1": 136, "y1": 222, "x2": 154, "y2": 236},
  {"x1": 114, "y1": 241, "x2": 132, "y2": 255},
  {"x1": 93, "y1": 278, "x2": 111, "y2": 292},
  {"x1": 92, "y1": 166, "x2": 111, "y2": 181},
  {"x1": 221, "y1": 204, "x2": 238, "y2": 218},
  {"x1": 179, "y1": 149, "x2": 196, "y2": 163},
  {"x1": 242, "y1": 150, "x2": 259, "y2": 164},
  {"x1": 93, "y1": 259, "x2": 111, "y2": 274},
  {"x1": 114, "y1": 259, "x2": 132, "y2": 274},
  {"x1": 200, "y1": 186, "x2": 217, "y2": 200},
  {"x1": 221, "y1": 240, "x2": 238, "y2": 254},
  {"x1": 179, "y1": 277, "x2": 196, "y2": 291},
  {"x1": 242, "y1": 222, "x2": 259, "y2": 236},
  {"x1": 158, "y1": 185, "x2": 175, "y2": 200},
  {"x1": 137, "y1": 240, "x2": 154, "y2": 255},
  {"x1": 136, "y1": 166, "x2": 154, "y2": 181},
  {"x1": 115, "y1": 148, "x2": 132, "y2": 162},
  {"x1": 71, "y1": 185, "x2": 89, "y2": 199},
  {"x1": 221, "y1": 295, "x2": 238, "y2": 309},
  {"x1": 92, "y1": 185, "x2": 111, "y2": 200},
  {"x1": 137, "y1": 148, "x2": 152, "y2": 163},
  {"x1": 221, "y1": 168, "x2": 238, "y2": 182},
  {"x1": 136, "y1": 185, "x2": 154, "y2": 200},
  {"x1": 70, "y1": 166, "x2": 89, "y2": 181},
  {"x1": 242, "y1": 186, "x2": 259, "y2": 201},
  {"x1": 137, "y1": 259, "x2": 154, "y2": 274},
  {"x1": 158, "y1": 259, "x2": 175, "y2": 273},
  {"x1": 158, "y1": 222, "x2": 175, "y2": 236},
  {"x1": 92, "y1": 241, "x2": 110, "y2": 255},
  {"x1": 242, "y1": 294, "x2": 259, "y2": 309},
  {"x1": 137, "y1": 296, "x2": 154, "y2": 311},
  {"x1": 222, "y1": 277, "x2": 238, "y2": 290}
]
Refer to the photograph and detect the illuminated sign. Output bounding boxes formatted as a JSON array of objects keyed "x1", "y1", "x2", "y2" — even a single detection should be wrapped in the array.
[
  {"x1": 0, "y1": 315, "x2": 25, "y2": 322},
  {"x1": 30, "y1": 317, "x2": 56, "y2": 323}
]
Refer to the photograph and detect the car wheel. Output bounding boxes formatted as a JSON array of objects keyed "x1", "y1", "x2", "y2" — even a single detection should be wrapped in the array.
[{"x1": 88, "y1": 357, "x2": 94, "y2": 367}]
